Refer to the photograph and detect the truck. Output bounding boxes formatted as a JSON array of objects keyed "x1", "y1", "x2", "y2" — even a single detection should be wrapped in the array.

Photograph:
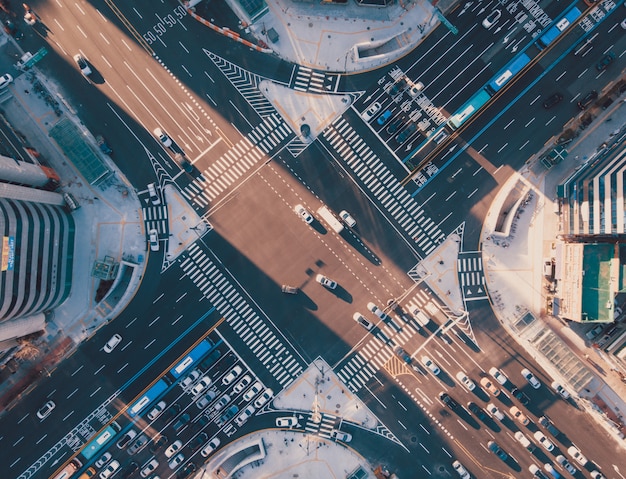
[{"x1": 317, "y1": 205, "x2": 344, "y2": 234}]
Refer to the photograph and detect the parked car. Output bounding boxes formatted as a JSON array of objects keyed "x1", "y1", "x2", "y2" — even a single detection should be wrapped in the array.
[
  {"x1": 339, "y1": 210, "x2": 356, "y2": 227},
  {"x1": 243, "y1": 381, "x2": 263, "y2": 402},
  {"x1": 235, "y1": 404, "x2": 256, "y2": 426},
  {"x1": 521, "y1": 368, "x2": 541, "y2": 389},
  {"x1": 556, "y1": 455, "x2": 577, "y2": 475},
  {"x1": 233, "y1": 375, "x2": 253, "y2": 394},
  {"x1": 189, "y1": 433, "x2": 208, "y2": 452},
  {"x1": 172, "y1": 413, "x2": 190, "y2": 432},
  {"x1": 99, "y1": 460, "x2": 120, "y2": 479},
  {"x1": 316, "y1": 274, "x2": 337, "y2": 290},
  {"x1": 200, "y1": 437, "x2": 221, "y2": 457},
  {"x1": 511, "y1": 387, "x2": 530, "y2": 405},
  {"x1": 190, "y1": 375, "x2": 212, "y2": 396},
  {"x1": 551, "y1": 381, "x2": 570, "y2": 399},
  {"x1": 539, "y1": 415, "x2": 561, "y2": 437},
  {"x1": 168, "y1": 453, "x2": 185, "y2": 470},
  {"x1": 361, "y1": 102, "x2": 381, "y2": 121},
  {"x1": 515, "y1": 431, "x2": 534, "y2": 451},
  {"x1": 421, "y1": 356, "x2": 440, "y2": 375},
  {"x1": 489, "y1": 367, "x2": 508, "y2": 385},
  {"x1": 487, "y1": 440, "x2": 508, "y2": 461},
  {"x1": 510, "y1": 406, "x2": 529, "y2": 425},
  {"x1": 480, "y1": 377, "x2": 500, "y2": 396},
  {"x1": 486, "y1": 403, "x2": 505, "y2": 421},
  {"x1": 456, "y1": 372, "x2": 475, "y2": 391},
  {"x1": 165, "y1": 439, "x2": 183, "y2": 458},
  {"x1": 116, "y1": 429, "x2": 137, "y2": 449},
  {"x1": 353, "y1": 313, "x2": 373, "y2": 331},
  {"x1": 452, "y1": 460, "x2": 470, "y2": 478},
  {"x1": 534, "y1": 431, "x2": 555, "y2": 451},
  {"x1": 222, "y1": 365, "x2": 243, "y2": 386},
  {"x1": 585, "y1": 324, "x2": 604, "y2": 340},
  {"x1": 467, "y1": 401, "x2": 487, "y2": 420},
  {"x1": 140, "y1": 459, "x2": 158, "y2": 478},
  {"x1": 567, "y1": 445, "x2": 588, "y2": 466},
  {"x1": 127, "y1": 434, "x2": 149, "y2": 455},
  {"x1": 94, "y1": 452, "x2": 112, "y2": 469},
  {"x1": 439, "y1": 392, "x2": 459, "y2": 409},
  {"x1": 217, "y1": 405, "x2": 239, "y2": 426},
  {"x1": 377, "y1": 109, "x2": 392, "y2": 126},
  {"x1": 0, "y1": 73, "x2": 13, "y2": 89},
  {"x1": 149, "y1": 435, "x2": 168, "y2": 454},
  {"x1": 179, "y1": 369, "x2": 200, "y2": 389},
  {"x1": 577, "y1": 90, "x2": 598, "y2": 110},
  {"x1": 253, "y1": 388, "x2": 274, "y2": 408}
]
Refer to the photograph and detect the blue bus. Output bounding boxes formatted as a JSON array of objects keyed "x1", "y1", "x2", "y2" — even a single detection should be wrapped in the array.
[
  {"x1": 536, "y1": 7, "x2": 582, "y2": 49},
  {"x1": 447, "y1": 89, "x2": 491, "y2": 130},
  {"x1": 169, "y1": 339, "x2": 213, "y2": 379},
  {"x1": 486, "y1": 53, "x2": 531, "y2": 94},
  {"x1": 81, "y1": 422, "x2": 121, "y2": 460},
  {"x1": 128, "y1": 378, "x2": 169, "y2": 418}
]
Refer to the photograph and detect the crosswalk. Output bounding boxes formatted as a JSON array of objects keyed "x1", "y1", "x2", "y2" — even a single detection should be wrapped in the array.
[
  {"x1": 143, "y1": 205, "x2": 169, "y2": 235},
  {"x1": 291, "y1": 66, "x2": 339, "y2": 93},
  {"x1": 303, "y1": 412, "x2": 338, "y2": 438},
  {"x1": 248, "y1": 113, "x2": 294, "y2": 154},
  {"x1": 322, "y1": 118, "x2": 444, "y2": 257},
  {"x1": 179, "y1": 243, "x2": 304, "y2": 388},
  {"x1": 336, "y1": 319, "x2": 417, "y2": 393},
  {"x1": 457, "y1": 251, "x2": 488, "y2": 300}
]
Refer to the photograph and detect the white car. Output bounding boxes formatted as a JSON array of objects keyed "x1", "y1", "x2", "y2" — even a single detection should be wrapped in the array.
[
  {"x1": 147, "y1": 401, "x2": 167, "y2": 420},
  {"x1": 330, "y1": 429, "x2": 352, "y2": 442},
  {"x1": 253, "y1": 388, "x2": 274, "y2": 408},
  {"x1": 407, "y1": 81, "x2": 425, "y2": 98},
  {"x1": 489, "y1": 367, "x2": 508, "y2": 385},
  {"x1": 213, "y1": 394, "x2": 231, "y2": 411},
  {"x1": 452, "y1": 460, "x2": 470, "y2": 479},
  {"x1": 95, "y1": 452, "x2": 112, "y2": 469},
  {"x1": 316, "y1": 274, "x2": 337, "y2": 289},
  {"x1": 521, "y1": 368, "x2": 541, "y2": 389},
  {"x1": 99, "y1": 460, "x2": 120, "y2": 479},
  {"x1": 367, "y1": 302, "x2": 390, "y2": 320},
  {"x1": 233, "y1": 374, "x2": 252, "y2": 394},
  {"x1": 421, "y1": 356, "x2": 440, "y2": 375},
  {"x1": 222, "y1": 365, "x2": 243, "y2": 385},
  {"x1": 73, "y1": 53, "x2": 92, "y2": 76},
  {"x1": 482, "y1": 9, "x2": 501, "y2": 28},
  {"x1": 0, "y1": 73, "x2": 13, "y2": 89},
  {"x1": 534, "y1": 431, "x2": 555, "y2": 451},
  {"x1": 353, "y1": 313, "x2": 373, "y2": 331},
  {"x1": 165, "y1": 439, "x2": 183, "y2": 458},
  {"x1": 294, "y1": 204, "x2": 313, "y2": 224},
  {"x1": 153, "y1": 128, "x2": 172, "y2": 147},
  {"x1": 567, "y1": 445, "x2": 588, "y2": 466},
  {"x1": 140, "y1": 459, "x2": 158, "y2": 478},
  {"x1": 179, "y1": 369, "x2": 200, "y2": 389},
  {"x1": 36, "y1": 400, "x2": 56, "y2": 420},
  {"x1": 235, "y1": 404, "x2": 256, "y2": 426},
  {"x1": 103, "y1": 334, "x2": 122, "y2": 353},
  {"x1": 456, "y1": 372, "x2": 475, "y2": 391},
  {"x1": 190, "y1": 375, "x2": 212, "y2": 396},
  {"x1": 551, "y1": 381, "x2": 570, "y2": 399},
  {"x1": 276, "y1": 416, "x2": 298, "y2": 428},
  {"x1": 168, "y1": 453, "x2": 185, "y2": 470},
  {"x1": 148, "y1": 229, "x2": 159, "y2": 252},
  {"x1": 486, "y1": 403, "x2": 505, "y2": 421},
  {"x1": 556, "y1": 455, "x2": 577, "y2": 475},
  {"x1": 339, "y1": 210, "x2": 356, "y2": 227},
  {"x1": 591, "y1": 471, "x2": 606, "y2": 479},
  {"x1": 361, "y1": 102, "x2": 381, "y2": 121},
  {"x1": 200, "y1": 437, "x2": 221, "y2": 457},
  {"x1": 514, "y1": 431, "x2": 532, "y2": 448},
  {"x1": 243, "y1": 381, "x2": 263, "y2": 402}
]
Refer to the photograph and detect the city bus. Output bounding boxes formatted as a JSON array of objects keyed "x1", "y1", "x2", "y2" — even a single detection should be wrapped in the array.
[
  {"x1": 316, "y1": 206, "x2": 344, "y2": 234},
  {"x1": 486, "y1": 53, "x2": 531, "y2": 94},
  {"x1": 447, "y1": 89, "x2": 491, "y2": 130},
  {"x1": 128, "y1": 378, "x2": 169, "y2": 418},
  {"x1": 81, "y1": 421, "x2": 121, "y2": 460},
  {"x1": 535, "y1": 7, "x2": 582, "y2": 49},
  {"x1": 169, "y1": 339, "x2": 214, "y2": 379}
]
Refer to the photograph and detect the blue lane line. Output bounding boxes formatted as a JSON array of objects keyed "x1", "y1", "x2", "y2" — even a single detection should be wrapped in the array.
[
  {"x1": 411, "y1": 2, "x2": 619, "y2": 196},
  {"x1": 116, "y1": 306, "x2": 216, "y2": 402}
]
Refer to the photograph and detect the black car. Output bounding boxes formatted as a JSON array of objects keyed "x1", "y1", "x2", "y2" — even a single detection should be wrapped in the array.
[
  {"x1": 387, "y1": 120, "x2": 403, "y2": 135},
  {"x1": 121, "y1": 462, "x2": 139, "y2": 479},
  {"x1": 165, "y1": 403, "x2": 181, "y2": 419},
  {"x1": 178, "y1": 463, "x2": 197, "y2": 479},
  {"x1": 439, "y1": 392, "x2": 459, "y2": 409},
  {"x1": 539, "y1": 415, "x2": 561, "y2": 437},
  {"x1": 543, "y1": 93, "x2": 563, "y2": 109},
  {"x1": 172, "y1": 413, "x2": 190, "y2": 432},
  {"x1": 192, "y1": 415, "x2": 210, "y2": 432},
  {"x1": 190, "y1": 433, "x2": 208, "y2": 452},
  {"x1": 596, "y1": 51, "x2": 615, "y2": 71},
  {"x1": 577, "y1": 90, "x2": 598, "y2": 110},
  {"x1": 467, "y1": 401, "x2": 487, "y2": 420},
  {"x1": 511, "y1": 387, "x2": 530, "y2": 405},
  {"x1": 149, "y1": 435, "x2": 168, "y2": 454}
]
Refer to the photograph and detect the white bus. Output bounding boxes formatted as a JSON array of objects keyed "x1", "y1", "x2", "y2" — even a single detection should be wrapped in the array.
[{"x1": 317, "y1": 206, "x2": 344, "y2": 233}]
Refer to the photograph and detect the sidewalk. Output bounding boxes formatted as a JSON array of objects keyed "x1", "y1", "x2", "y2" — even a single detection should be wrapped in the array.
[{"x1": 0, "y1": 35, "x2": 147, "y2": 409}]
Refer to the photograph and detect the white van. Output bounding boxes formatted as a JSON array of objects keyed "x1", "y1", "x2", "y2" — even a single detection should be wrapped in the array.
[
  {"x1": 147, "y1": 183, "x2": 161, "y2": 205},
  {"x1": 413, "y1": 309, "x2": 431, "y2": 327}
]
